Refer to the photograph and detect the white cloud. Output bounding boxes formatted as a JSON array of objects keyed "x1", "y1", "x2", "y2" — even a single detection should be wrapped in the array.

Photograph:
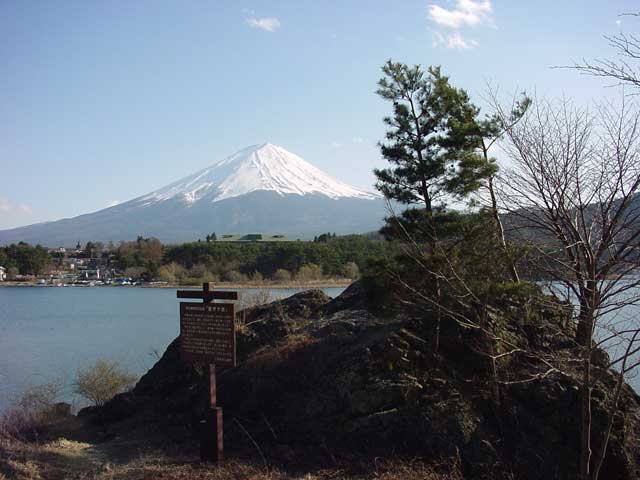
[
  {"x1": 616, "y1": 19, "x2": 622, "y2": 26},
  {"x1": 0, "y1": 197, "x2": 32, "y2": 214},
  {"x1": 330, "y1": 141, "x2": 342, "y2": 148},
  {"x1": 428, "y1": 0, "x2": 492, "y2": 29},
  {"x1": 18, "y1": 204, "x2": 32, "y2": 214},
  {"x1": 352, "y1": 137, "x2": 364, "y2": 144},
  {"x1": 105, "y1": 200, "x2": 120, "y2": 208},
  {"x1": 428, "y1": 1, "x2": 491, "y2": 49},
  {"x1": 246, "y1": 17, "x2": 281, "y2": 32},
  {"x1": 433, "y1": 31, "x2": 478, "y2": 49}
]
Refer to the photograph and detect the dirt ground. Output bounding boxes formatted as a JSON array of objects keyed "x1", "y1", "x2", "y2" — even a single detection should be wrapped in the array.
[{"x1": 0, "y1": 416, "x2": 461, "y2": 480}]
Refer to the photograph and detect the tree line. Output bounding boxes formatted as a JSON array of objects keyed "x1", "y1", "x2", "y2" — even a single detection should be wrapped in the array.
[
  {"x1": 0, "y1": 234, "x2": 393, "y2": 283},
  {"x1": 162, "y1": 235, "x2": 392, "y2": 283},
  {"x1": 0, "y1": 242, "x2": 51, "y2": 277}
]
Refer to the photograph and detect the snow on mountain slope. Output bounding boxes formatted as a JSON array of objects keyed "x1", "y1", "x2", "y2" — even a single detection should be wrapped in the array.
[
  {"x1": 135, "y1": 143, "x2": 378, "y2": 206},
  {"x1": 0, "y1": 143, "x2": 386, "y2": 245}
]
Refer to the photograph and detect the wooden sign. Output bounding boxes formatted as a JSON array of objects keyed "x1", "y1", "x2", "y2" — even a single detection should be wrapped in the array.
[
  {"x1": 176, "y1": 282, "x2": 239, "y2": 463},
  {"x1": 179, "y1": 302, "x2": 236, "y2": 367}
]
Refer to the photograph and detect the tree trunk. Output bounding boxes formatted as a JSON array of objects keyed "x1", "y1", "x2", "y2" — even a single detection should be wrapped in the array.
[
  {"x1": 591, "y1": 372, "x2": 624, "y2": 479},
  {"x1": 432, "y1": 278, "x2": 442, "y2": 356},
  {"x1": 486, "y1": 169, "x2": 519, "y2": 284},
  {"x1": 580, "y1": 349, "x2": 592, "y2": 480},
  {"x1": 579, "y1": 306, "x2": 594, "y2": 480},
  {"x1": 576, "y1": 302, "x2": 594, "y2": 346},
  {"x1": 419, "y1": 179, "x2": 441, "y2": 356},
  {"x1": 576, "y1": 278, "x2": 598, "y2": 346}
]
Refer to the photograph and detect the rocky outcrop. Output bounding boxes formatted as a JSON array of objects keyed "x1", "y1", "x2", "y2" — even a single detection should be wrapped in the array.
[{"x1": 88, "y1": 284, "x2": 640, "y2": 480}]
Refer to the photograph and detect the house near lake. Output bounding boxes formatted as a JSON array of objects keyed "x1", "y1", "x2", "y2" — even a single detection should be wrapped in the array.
[{"x1": 0, "y1": 266, "x2": 6, "y2": 282}]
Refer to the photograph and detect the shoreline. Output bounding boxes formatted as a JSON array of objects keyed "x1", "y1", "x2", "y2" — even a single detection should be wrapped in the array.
[{"x1": 0, "y1": 279, "x2": 354, "y2": 289}]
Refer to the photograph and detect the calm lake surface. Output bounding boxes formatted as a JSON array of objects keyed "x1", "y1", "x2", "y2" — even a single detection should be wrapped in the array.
[
  {"x1": 1, "y1": 285, "x2": 638, "y2": 412},
  {"x1": 0, "y1": 286, "x2": 345, "y2": 412}
]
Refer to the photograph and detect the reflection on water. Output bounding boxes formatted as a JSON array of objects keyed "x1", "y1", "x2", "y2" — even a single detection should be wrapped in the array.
[{"x1": 0, "y1": 286, "x2": 345, "y2": 411}]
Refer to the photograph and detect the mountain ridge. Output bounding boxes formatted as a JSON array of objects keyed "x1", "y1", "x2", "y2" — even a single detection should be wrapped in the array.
[
  {"x1": 128, "y1": 142, "x2": 378, "y2": 208},
  {"x1": 0, "y1": 144, "x2": 386, "y2": 246}
]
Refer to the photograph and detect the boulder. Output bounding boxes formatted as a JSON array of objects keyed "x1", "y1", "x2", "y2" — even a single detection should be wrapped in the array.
[{"x1": 90, "y1": 283, "x2": 640, "y2": 480}]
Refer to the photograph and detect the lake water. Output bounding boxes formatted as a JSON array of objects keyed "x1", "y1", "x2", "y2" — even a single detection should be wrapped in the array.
[
  {"x1": 0, "y1": 286, "x2": 345, "y2": 412},
  {"x1": 1, "y1": 285, "x2": 638, "y2": 413}
]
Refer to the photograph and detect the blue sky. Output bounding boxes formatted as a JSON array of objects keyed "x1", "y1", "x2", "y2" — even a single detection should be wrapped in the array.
[{"x1": 0, "y1": 0, "x2": 636, "y2": 229}]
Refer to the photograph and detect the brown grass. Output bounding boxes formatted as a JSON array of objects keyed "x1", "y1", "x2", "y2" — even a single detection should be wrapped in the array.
[
  {"x1": 0, "y1": 440, "x2": 464, "y2": 480},
  {"x1": 1, "y1": 387, "x2": 464, "y2": 479},
  {"x1": 0, "y1": 380, "x2": 66, "y2": 443}
]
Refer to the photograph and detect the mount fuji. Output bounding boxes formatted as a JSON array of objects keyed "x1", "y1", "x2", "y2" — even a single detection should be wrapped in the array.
[{"x1": 0, "y1": 143, "x2": 386, "y2": 246}]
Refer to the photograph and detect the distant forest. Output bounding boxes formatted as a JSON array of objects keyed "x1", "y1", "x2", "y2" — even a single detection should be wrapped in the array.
[
  {"x1": 0, "y1": 242, "x2": 51, "y2": 277},
  {"x1": 0, "y1": 234, "x2": 394, "y2": 283}
]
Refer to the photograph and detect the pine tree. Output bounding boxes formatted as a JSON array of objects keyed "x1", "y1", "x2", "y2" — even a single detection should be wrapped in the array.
[
  {"x1": 375, "y1": 61, "x2": 498, "y2": 355},
  {"x1": 375, "y1": 61, "x2": 494, "y2": 240}
]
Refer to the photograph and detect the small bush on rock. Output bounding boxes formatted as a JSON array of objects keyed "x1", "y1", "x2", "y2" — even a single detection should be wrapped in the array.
[{"x1": 73, "y1": 360, "x2": 137, "y2": 407}]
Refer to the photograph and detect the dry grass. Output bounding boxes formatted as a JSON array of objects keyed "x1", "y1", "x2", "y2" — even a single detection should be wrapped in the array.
[
  {"x1": 0, "y1": 441, "x2": 463, "y2": 480},
  {"x1": 0, "y1": 380, "x2": 66, "y2": 443},
  {"x1": 2, "y1": 400, "x2": 462, "y2": 479},
  {"x1": 239, "y1": 289, "x2": 275, "y2": 311},
  {"x1": 94, "y1": 458, "x2": 462, "y2": 480},
  {"x1": 236, "y1": 289, "x2": 276, "y2": 333},
  {"x1": 0, "y1": 436, "x2": 102, "y2": 480}
]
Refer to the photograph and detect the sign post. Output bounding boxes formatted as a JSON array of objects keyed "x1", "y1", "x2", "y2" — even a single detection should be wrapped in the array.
[{"x1": 177, "y1": 282, "x2": 238, "y2": 463}]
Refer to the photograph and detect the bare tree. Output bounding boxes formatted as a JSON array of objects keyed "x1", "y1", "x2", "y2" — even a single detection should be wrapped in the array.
[
  {"x1": 472, "y1": 87, "x2": 532, "y2": 284},
  {"x1": 496, "y1": 95, "x2": 640, "y2": 480},
  {"x1": 563, "y1": 13, "x2": 640, "y2": 91}
]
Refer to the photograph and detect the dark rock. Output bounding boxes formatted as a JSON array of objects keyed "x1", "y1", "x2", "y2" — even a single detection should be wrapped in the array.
[
  {"x1": 322, "y1": 281, "x2": 368, "y2": 314},
  {"x1": 91, "y1": 284, "x2": 640, "y2": 480},
  {"x1": 591, "y1": 346, "x2": 610, "y2": 368},
  {"x1": 77, "y1": 405, "x2": 98, "y2": 417},
  {"x1": 236, "y1": 289, "x2": 330, "y2": 358},
  {"x1": 51, "y1": 402, "x2": 72, "y2": 418}
]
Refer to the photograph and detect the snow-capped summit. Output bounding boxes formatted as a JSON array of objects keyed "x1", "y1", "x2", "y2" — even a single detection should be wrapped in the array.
[
  {"x1": 136, "y1": 143, "x2": 378, "y2": 207},
  {"x1": 0, "y1": 143, "x2": 385, "y2": 245}
]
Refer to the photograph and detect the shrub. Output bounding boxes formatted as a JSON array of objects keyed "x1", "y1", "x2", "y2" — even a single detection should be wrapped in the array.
[
  {"x1": 0, "y1": 379, "x2": 65, "y2": 441},
  {"x1": 224, "y1": 270, "x2": 248, "y2": 283},
  {"x1": 360, "y1": 256, "x2": 399, "y2": 314},
  {"x1": 239, "y1": 289, "x2": 274, "y2": 310},
  {"x1": 250, "y1": 271, "x2": 264, "y2": 283},
  {"x1": 188, "y1": 263, "x2": 208, "y2": 278},
  {"x1": 158, "y1": 262, "x2": 186, "y2": 283},
  {"x1": 296, "y1": 263, "x2": 323, "y2": 281},
  {"x1": 73, "y1": 360, "x2": 137, "y2": 407},
  {"x1": 6, "y1": 266, "x2": 19, "y2": 280},
  {"x1": 124, "y1": 266, "x2": 145, "y2": 279},
  {"x1": 272, "y1": 268, "x2": 291, "y2": 282},
  {"x1": 341, "y1": 261, "x2": 360, "y2": 279}
]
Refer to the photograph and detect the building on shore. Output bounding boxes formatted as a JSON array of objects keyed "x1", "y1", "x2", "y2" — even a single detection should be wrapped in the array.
[
  {"x1": 0, "y1": 266, "x2": 5, "y2": 282},
  {"x1": 216, "y1": 233, "x2": 290, "y2": 242}
]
